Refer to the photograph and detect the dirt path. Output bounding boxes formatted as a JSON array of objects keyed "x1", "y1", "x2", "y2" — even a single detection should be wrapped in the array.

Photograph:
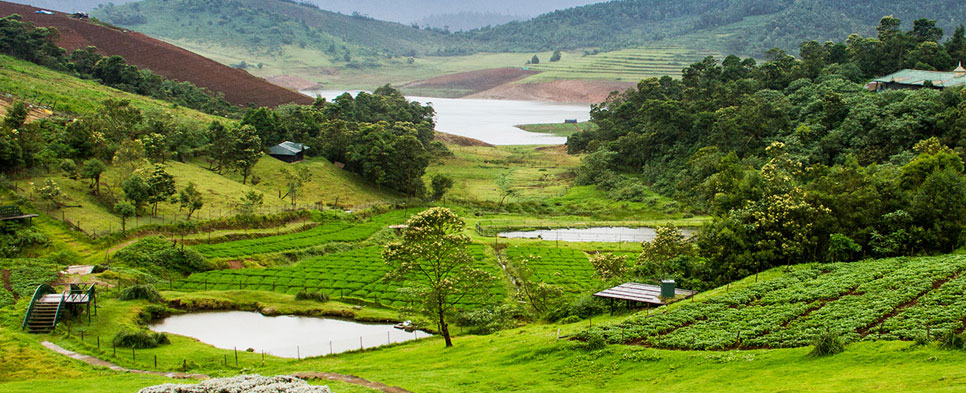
[
  {"x1": 2, "y1": 270, "x2": 14, "y2": 300},
  {"x1": 292, "y1": 372, "x2": 413, "y2": 393},
  {"x1": 41, "y1": 341, "x2": 208, "y2": 379}
]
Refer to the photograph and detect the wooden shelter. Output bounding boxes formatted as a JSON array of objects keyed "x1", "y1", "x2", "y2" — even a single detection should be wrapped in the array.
[
  {"x1": 0, "y1": 205, "x2": 38, "y2": 223},
  {"x1": 594, "y1": 282, "x2": 696, "y2": 314}
]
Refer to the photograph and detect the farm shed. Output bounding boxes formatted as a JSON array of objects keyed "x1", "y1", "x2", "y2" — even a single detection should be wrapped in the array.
[
  {"x1": 594, "y1": 281, "x2": 696, "y2": 314},
  {"x1": 269, "y1": 141, "x2": 309, "y2": 163},
  {"x1": 870, "y1": 63, "x2": 966, "y2": 91}
]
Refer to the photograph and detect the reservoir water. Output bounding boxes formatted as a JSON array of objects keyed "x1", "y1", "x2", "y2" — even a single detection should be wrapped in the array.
[
  {"x1": 498, "y1": 227, "x2": 696, "y2": 243},
  {"x1": 149, "y1": 311, "x2": 431, "y2": 358},
  {"x1": 307, "y1": 90, "x2": 589, "y2": 145}
]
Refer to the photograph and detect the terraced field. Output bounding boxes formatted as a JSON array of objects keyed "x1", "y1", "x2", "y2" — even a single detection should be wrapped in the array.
[
  {"x1": 190, "y1": 210, "x2": 416, "y2": 259},
  {"x1": 505, "y1": 246, "x2": 594, "y2": 291},
  {"x1": 584, "y1": 255, "x2": 966, "y2": 349},
  {"x1": 175, "y1": 245, "x2": 506, "y2": 308},
  {"x1": 526, "y1": 47, "x2": 722, "y2": 82}
]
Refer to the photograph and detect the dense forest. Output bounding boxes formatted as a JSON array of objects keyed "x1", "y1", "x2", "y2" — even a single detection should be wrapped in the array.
[
  {"x1": 463, "y1": 0, "x2": 966, "y2": 55},
  {"x1": 569, "y1": 17, "x2": 966, "y2": 289}
]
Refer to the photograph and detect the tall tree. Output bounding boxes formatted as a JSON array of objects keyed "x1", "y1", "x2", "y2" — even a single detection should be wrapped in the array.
[
  {"x1": 80, "y1": 158, "x2": 106, "y2": 195},
  {"x1": 232, "y1": 125, "x2": 262, "y2": 185},
  {"x1": 382, "y1": 208, "x2": 492, "y2": 347},
  {"x1": 146, "y1": 164, "x2": 176, "y2": 216},
  {"x1": 177, "y1": 182, "x2": 204, "y2": 220}
]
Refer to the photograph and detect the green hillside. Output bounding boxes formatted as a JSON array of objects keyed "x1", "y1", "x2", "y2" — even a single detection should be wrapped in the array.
[
  {"x1": 92, "y1": 0, "x2": 466, "y2": 59},
  {"x1": 462, "y1": 0, "x2": 966, "y2": 56}
]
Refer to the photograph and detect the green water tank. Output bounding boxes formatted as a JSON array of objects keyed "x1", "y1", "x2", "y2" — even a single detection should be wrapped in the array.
[{"x1": 661, "y1": 280, "x2": 676, "y2": 299}]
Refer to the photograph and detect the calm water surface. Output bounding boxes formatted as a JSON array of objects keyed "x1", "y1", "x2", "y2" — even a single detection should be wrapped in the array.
[
  {"x1": 498, "y1": 227, "x2": 696, "y2": 243},
  {"x1": 149, "y1": 311, "x2": 430, "y2": 358},
  {"x1": 306, "y1": 90, "x2": 589, "y2": 145}
]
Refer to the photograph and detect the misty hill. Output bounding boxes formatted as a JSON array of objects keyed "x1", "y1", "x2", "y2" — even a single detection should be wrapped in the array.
[
  {"x1": 415, "y1": 11, "x2": 523, "y2": 32},
  {"x1": 296, "y1": 0, "x2": 601, "y2": 25},
  {"x1": 3, "y1": 0, "x2": 138, "y2": 13},
  {"x1": 93, "y1": 0, "x2": 469, "y2": 58},
  {"x1": 461, "y1": 0, "x2": 966, "y2": 55}
]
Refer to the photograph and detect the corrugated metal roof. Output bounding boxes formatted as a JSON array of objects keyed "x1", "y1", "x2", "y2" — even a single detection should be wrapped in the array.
[
  {"x1": 593, "y1": 282, "x2": 696, "y2": 305},
  {"x1": 269, "y1": 141, "x2": 309, "y2": 156},
  {"x1": 873, "y1": 69, "x2": 966, "y2": 87}
]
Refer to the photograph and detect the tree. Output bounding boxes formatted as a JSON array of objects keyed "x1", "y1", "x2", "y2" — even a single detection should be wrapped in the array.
[
  {"x1": 122, "y1": 173, "x2": 150, "y2": 215},
  {"x1": 550, "y1": 50, "x2": 562, "y2": 62},
  {"x1": 205, "y1": 121, "x2": 235, "y2": 173},
  {"x1": 238, "y1": 191, "x2": 263, "y2": 216},
  {"x1": 590, "y1": 253, "x2": 629, "y2": 281},
  {"x1": 34, "y1": 178, "x2": 61, "y2": 212},
  {"x1": 177, "y1": 182, "x2": 204, "y2": 220},
  {"x1": 2, "y1": 101, "x2": 28, "y2": 131},
  {"x1": 429, "y1": 174, "x2": 453, "y2": 202},
  {"x1": 279, "y1": 166, "x2": 312, "y2": 207},
  {"x1": 232, "y1": 125, "x2": 262, "y2": 185},
  {"x1": 115, "y1": 201, "x2": 135, "y2": 233},
  {"x1": 530, "y1": 55, "x2": 540, "y2": 65},
  {"x1": 113, "y1": 138, "x2": 147, "y2": 172},
  {"x1": 507, "y1": 254, "x2": 563, "y2": 314},
  {"x1": 80, "y1": 158, "x2": 106, "y2": 195},
  {"x1": 146, "y1": 164, "x2": 176, "y2": 216},
  {"x1": 382, "y1": 208, "x2": 492, "y2": 347}
]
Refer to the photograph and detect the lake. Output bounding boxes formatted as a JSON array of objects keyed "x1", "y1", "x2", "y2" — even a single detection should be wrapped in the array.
[
  {"x1": 306, "y1": 90, "x2": 589, "y2": 145},
  {"x1": 149, "y1": 311, "x2": 431, "y2": 358},
  {"x1": 498, "y1": 227, "x2": 696, "y2": 243}
]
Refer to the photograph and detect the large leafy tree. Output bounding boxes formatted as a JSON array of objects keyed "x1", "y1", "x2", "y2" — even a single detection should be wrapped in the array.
[
  {"x1": 232, "y1": 125, "x2": 262, "y2": 185},
  {"x1": 382, "y1": 208, "x2": 492, "y2": 347}
]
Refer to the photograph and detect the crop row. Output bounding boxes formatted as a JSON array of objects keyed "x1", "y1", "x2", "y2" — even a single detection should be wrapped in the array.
[
  {"x1": 585, "y1": 255, "x2": 966, "y2": 349},
  {"x1": 505, "y1": 246, "x2": 594, "y2": 290},
  {"x1": 176, "y1": 245, "x2": 505, "y2": 308}
]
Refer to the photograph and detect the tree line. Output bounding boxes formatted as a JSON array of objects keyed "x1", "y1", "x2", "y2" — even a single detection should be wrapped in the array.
[
  {"x1": 569, "y1": 17, "x2": 966, "y2": 289},
  {"x1": 0, "y1": 14, "x2": 238, "y2": 117}
]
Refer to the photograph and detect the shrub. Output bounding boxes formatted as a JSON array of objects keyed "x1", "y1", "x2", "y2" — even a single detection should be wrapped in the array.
[
  {"x1": 294, "y1": 291, "x2": 329, "y2": 303},
  {"x1": 113, "y1": 330, "x2": 170, "y2": 348},
  {"x1": 808, "y1": 330, "x2": 845, "y2": 357},
  {"x1": 584, "y1": 331, "x2": 607, "y2": 351},
  {"x1": 545, "y1": 295, "x2": 607, "y2": 322},
  {"x1": 117, "y1": 284, "x2": 161, "y2": 302},
  {"x1": 938, "y1": 331, "x2": 966, "y2": 350},
  {"x1": 114, "y1": 236, "x2": 213, "y2": 275}
]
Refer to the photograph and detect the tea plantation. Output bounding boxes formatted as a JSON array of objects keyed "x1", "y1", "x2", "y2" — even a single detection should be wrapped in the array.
[
  {"x1": 504, "y1": 246, "x2": 595, "y2": 291},
  {"x1": 584, "y1": 255, "x2": 966, "y2": 350},
  {"x1": 176, "y1": 245, "x2": 507, "y2": 308}
]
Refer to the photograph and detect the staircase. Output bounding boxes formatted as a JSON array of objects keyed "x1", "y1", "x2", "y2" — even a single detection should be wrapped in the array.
[
  {"x1": 22, "y1": 284, "x2": 97, "y2": 334},
  {"x1": 24, "y1": 299, "x2": 61, "y2": 333}
]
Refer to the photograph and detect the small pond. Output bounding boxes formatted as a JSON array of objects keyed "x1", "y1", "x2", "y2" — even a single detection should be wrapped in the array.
[
  {"x1": 498, "y1": 227, "x2": 696, "y2": 243},
  {"x1": 149, "y1": 311, "x2": 431, "y2": 358}
]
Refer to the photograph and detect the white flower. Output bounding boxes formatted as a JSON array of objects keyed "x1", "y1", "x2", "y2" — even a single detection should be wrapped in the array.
[{"x1": 138, "y1": 375, "x2": 332, "y2": 393}]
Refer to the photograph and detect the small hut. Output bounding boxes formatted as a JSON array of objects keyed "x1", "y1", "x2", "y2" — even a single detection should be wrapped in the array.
[
  {"x1": 269, "y1": 141, "x2": 309, "y2": 163},
  {"x1": 593, "y1": 281, "x2": 696, "y2": 314}
]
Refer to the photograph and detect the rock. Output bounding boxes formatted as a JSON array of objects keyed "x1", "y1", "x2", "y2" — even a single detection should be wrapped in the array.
[{"x1": 260, "y1": 307, "x2": 279, "y2": 316}]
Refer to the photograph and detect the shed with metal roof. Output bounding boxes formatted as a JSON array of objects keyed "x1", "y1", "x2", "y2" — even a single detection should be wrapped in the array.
[{"x1": 268, "y1": 141, "x2": 309, "y2": 163}]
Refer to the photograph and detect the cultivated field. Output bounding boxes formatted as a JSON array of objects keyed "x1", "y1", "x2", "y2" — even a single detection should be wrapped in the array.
[{"x1": 585, "y1": 255, "x2": 966, "y2": 349}]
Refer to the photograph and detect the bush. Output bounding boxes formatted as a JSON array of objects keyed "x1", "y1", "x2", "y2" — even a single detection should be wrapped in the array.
[
  {"x1": 113, "y1": 330, "x2": 170, "y2": 348},
  {"x1": 117, "y1": 284, "x2": 161, "y2": 302},
  {"x1": 294, "y1": 291, "x2": 329, "y2": 303},
  {"x1": 544, "y1": 295, "x2": 607, "y2": 322},
  {"x1": 938, "y1": 331, "x2": 966, "y2": 350},
  {"x1": 583, "y1": 331, "x2": 607, "y2": 351},
  {"x1": 808, "y1": 330, "x2": 845, "y2": 357},
  {"x1": 114, "y1": 236, "x2": 213, "y2": 275}
]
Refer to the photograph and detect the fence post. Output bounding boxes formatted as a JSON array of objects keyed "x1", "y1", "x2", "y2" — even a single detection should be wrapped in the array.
[
  {"x1": 297, "y1": 346, "x2": 300, "y2": 360},
  {"x1": 234, "y1": 347, "x2": 238, "y2": 367},
  {"x1": 360, "y1": 336, "x2": 363, "y2": 350}
]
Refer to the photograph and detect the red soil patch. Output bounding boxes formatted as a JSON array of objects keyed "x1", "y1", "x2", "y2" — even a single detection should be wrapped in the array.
[
  {"x1": 400, "y1": 68, "x2": 537, "y2": 94},
  {"x1": 266, "y1": 75, "x2": 323, "y2": 91},
  {"x1": 434, "y1": 131, "x2": 493, "y2": 147},
  {"x1": 467, "y1": 79, "x2": 637, "y2": 104},
  {"x1": 0, "y1": 2, "x2": 312, "y2": 108}
]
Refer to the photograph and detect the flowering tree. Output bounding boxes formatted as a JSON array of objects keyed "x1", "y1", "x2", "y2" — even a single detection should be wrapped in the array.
[{"x1": 382, "y1": 207, "x2": 491, "y2": 347}]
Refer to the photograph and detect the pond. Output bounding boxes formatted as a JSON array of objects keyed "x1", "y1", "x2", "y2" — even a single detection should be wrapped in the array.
[
  {"x1": 498, "y1": 227, "x2": 696, "y2": 243},
  {"x1": 149, "y1": 311, "x2": 431, "y2": 358},
  {"x1": 307, "y1": 90, "x2": 589, "y2": 145}
]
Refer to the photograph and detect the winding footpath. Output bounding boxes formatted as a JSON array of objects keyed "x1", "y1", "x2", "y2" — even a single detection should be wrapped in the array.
[{"x1": 40, "y1": 341, "x2": 414, "y2": 393}]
